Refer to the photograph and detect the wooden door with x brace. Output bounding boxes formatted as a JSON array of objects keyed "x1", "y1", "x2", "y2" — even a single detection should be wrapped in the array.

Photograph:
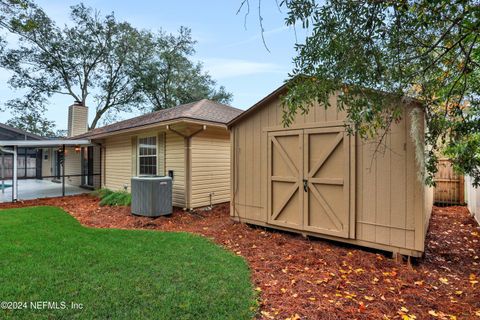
[{"x1": 267, "y1": 127, "x2": 352, "y2": 238}]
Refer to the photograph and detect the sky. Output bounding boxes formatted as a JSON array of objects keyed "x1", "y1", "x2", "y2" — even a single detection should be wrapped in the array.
[{"x1": 0, "y1": 0, "x2": 306, "y2": 130}]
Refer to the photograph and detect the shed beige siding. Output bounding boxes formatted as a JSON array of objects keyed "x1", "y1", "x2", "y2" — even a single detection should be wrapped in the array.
[
  {"x1": 231, "y1": 93, "x2": 432, "y2": 256},
  {"x1": 190, "y1": 128, "x2": 230, "y2": 208}
]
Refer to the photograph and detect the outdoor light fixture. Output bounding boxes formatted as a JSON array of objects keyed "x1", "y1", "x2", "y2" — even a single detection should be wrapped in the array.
[{"x1": 75, "y1": 146, "x2": 81, "y2": 153}]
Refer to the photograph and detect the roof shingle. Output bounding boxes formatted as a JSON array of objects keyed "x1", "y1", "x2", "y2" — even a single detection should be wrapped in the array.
[{"x1": 74, "y1": 99, "x2": 242, "y2": 139}]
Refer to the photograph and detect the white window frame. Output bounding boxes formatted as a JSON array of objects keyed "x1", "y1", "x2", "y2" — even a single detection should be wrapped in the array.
[{"x1": 137, "y1": 135, "x2": 157, "y2": 176}]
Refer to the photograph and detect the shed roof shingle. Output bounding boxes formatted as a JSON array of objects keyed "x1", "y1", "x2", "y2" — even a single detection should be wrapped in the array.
[{"x1": 75, "y1": 99, "x2": 242, "y2": 139}]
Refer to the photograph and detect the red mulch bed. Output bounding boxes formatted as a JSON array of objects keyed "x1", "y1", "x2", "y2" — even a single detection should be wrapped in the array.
[{"x1": 1, "y1": 195, "x2": 479, "y2": 319}]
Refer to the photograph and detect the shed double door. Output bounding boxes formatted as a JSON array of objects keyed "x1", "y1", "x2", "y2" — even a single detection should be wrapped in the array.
[{"x1": 267, "y1": 127, "x2": 351, "y2": 238}]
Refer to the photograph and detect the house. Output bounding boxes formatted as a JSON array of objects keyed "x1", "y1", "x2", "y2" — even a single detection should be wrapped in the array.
[
  {"x1": 71, "y1": 99, "x2": 242, "y2": 209},
  {"x1": 1, "y1": 100, "x2": 241, "y2": 206},
  {"x1": 228, "y1": 84, "x2": 434, "y2": 257}
]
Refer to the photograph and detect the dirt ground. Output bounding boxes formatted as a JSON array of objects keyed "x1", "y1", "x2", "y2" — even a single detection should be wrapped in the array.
[{"x1": 1, "y1": 195, "x2": 479, "y2": 319}]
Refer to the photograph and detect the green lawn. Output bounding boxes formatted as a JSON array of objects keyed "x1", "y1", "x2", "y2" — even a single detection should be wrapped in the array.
[{"x1": 0, "y1": 206, "x2": 255, "y2": 319}]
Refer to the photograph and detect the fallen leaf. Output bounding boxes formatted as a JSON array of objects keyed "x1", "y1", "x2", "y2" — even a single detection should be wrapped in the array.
[
  {"x1": 428, "y1": 310, "x2": 439, "y2": 317},
  {"x1": 358, "y1": 302, "x2": 366, "y2": 312},
  {"x1": 439, "y1": 277, "x2": 449, "y2": 284},
  {"x1": 364, "y1": 296, "x2": 375, "y2": 301},
  {"x1": 286, "y1": 314, "x2": 301, "y2": 320}
]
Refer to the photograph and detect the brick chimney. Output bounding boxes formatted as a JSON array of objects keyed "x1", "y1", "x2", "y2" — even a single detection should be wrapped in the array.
[{"x1": 67, "y1": 101, "x2": 88, "y2": 137}]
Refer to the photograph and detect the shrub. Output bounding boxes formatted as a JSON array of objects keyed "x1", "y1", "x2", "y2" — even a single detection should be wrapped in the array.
[
  {"x1": 99, "y1": 191, "x2": 131, "y2": 207},
  {"x1": 91, "y1": 188, "x2": 113, "y2": 199},
  {"x1": 92, "y1": 188, "x2": 131, "y2": 206}
]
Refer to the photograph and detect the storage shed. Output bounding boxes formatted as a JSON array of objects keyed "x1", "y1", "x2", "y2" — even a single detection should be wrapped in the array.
[{"x1": 228, "y1": 84, "x2": 433, "y2": 257}]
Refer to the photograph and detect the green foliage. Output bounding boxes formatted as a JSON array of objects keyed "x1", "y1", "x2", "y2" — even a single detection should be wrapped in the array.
[
  {"x1": 246, "y1": 0, "x2": 480, "y2": 186},
  {"x1": 99, "y1": 191, "x2": 131, "y2": 207},
  {"x1": 135, "y1": 27, "x2": 232, "y2": 111},
  {"x1": 0, "y1": 206, "x2": 255, "y2": 319},
  {"x1": 93, "y1": 188, "x2": 131, "y2": 206},
  {"x1": 445, "y1": 133, "x2": 480, "y2": 184},
  {"x1": 6, "y1": 101, "x2": 56, "y2": 137},
  {"x1": 91, "y1": 188, "x2": 113, "y2": 199},
  {"x1": 0, "y1": 3, "x2": 232, "y2": 130}
]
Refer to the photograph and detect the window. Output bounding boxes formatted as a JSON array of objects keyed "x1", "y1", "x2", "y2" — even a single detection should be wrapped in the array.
[{"x1": 138, "y1": 136, "x2": 157, "y2": 175}]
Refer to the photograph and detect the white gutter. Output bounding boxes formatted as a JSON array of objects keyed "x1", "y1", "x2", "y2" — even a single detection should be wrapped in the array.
[
  {"x1": 0, "y1": 139, "x2": 91, "y2": 147},
  {"x1": 0, "y1": 146, "x2": 17, "y2": 201}
]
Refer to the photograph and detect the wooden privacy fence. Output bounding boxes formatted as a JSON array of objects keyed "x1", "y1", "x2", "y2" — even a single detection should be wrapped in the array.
[{"x1": 434, "y1": 159, "x2": 464, "y2": 206}]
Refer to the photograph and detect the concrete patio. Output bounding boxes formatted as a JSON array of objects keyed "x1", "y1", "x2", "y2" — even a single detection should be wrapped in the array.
[{"x1": 0, "y1": 179, "x2": 89, "y2": 202}]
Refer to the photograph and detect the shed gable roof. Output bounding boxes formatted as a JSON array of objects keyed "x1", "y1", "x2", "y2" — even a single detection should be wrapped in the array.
[
  {"x1": 74, "y1": 99, "x2": 242, "y2": 139},
  {"x1": 227, "y1": 82, "x2": 424, "y2": 128}
]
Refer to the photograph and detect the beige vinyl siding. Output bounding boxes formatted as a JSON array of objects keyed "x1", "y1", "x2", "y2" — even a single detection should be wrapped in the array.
[
  {"x1": 64, "y1": 147, "x2": 82, "y2": 186},
  {"x1": 103, "y1": 129, "x2": 174, "y2": 192},
  {"x1": 165, "y1": 131, "x2": 186, "y2": 207},
  {"x1": 231, "y1": 93, "x2": 431, "y2": 256},
  {"x1": 190, "y1": 128, "x2": 230, "y2": 208},
  {"x1": 158, "y1": 132, "x2": 166, "y2": 176},
  {"x1": 94, "y1": 122, "x2": 231, "y2": 209},
  {"x1": 68, "y1": 105, "x2": 88, "y2": 137},
  {"x1": 104, "y1": 134, "x2": 132, "y2": 191}
]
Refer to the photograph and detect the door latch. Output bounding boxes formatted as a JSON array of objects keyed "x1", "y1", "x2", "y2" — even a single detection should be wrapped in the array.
[{"x1": 303, "y1": 179, "x2": 308, "y2": 192}]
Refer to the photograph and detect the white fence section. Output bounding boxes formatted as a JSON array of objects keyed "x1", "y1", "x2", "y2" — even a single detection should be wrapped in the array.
[{"x1": 465, "y1": 176, "x2": 480, "y2": 224}]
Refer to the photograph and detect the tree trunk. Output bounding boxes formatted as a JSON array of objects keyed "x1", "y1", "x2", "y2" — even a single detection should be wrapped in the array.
[{"x1": 89, "y1": 108, "x2": 107, "y2": 129}]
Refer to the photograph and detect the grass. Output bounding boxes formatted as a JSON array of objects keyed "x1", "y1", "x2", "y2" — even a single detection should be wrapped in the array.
[
  {"x1": 93, "y1": 188, "x2": 131, "y2": 206},
  {"x1": 0, "y1": 206, "x2": 256, "y2": 319}
]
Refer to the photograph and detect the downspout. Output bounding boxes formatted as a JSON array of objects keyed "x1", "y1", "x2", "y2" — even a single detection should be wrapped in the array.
[
  {"x1": 99, "y1": 143, "x2": 103, "y2": 189},
  {"x1": 166, "y1": 125, "x2": 206, "y2": 210},
  {"x1": 231, "y1": 127, "x2": 237, "y2": 218},
  {"x1": 0, "y1": 146, "x2": 17, "y2": 202}
]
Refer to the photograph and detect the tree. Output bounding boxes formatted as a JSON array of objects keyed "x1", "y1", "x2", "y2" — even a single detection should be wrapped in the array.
[
  {"x1": 0, "y1": 3, "x2": 149, "y2": 129},
  {"x1": 6, "y1": 98, "x2": 56, "y2": 137},
  {"x1": 240, "y1": 0, "x2": 480, "y2": 185},
  {"x1": 0, "y1": 3, "x2": 232, "y2": 130},
  {"x1": 135, "y1": 27, "x2": 232, "y2": 111}
]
